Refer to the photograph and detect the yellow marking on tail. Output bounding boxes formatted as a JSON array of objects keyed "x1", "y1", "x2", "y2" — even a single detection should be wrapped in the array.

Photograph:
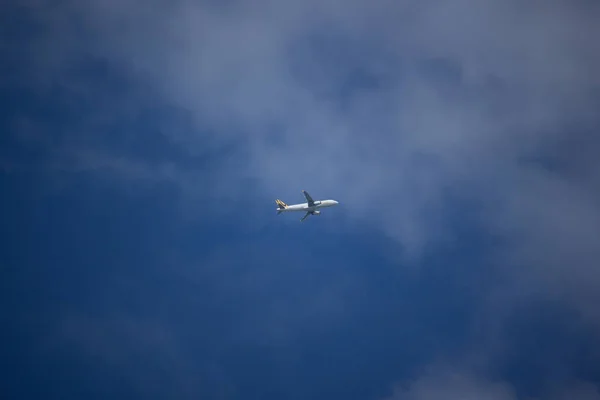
[{"x1": 275, "y1": 199, "x2": 288, "y2": 209}]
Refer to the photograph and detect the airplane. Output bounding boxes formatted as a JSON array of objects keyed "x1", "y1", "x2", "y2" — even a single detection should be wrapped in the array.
[{"x1": 275, "y1": 190, "x2": 339, "y2": 222}]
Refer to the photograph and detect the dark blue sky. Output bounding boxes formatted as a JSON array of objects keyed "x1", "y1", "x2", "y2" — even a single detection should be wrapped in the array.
[{"x1": 2, "y1": 1, "x2": 600, "y2": 399}]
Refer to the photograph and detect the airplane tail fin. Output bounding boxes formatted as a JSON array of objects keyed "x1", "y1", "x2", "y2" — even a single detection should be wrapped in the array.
[{"x1": 275, "y1": 199, "x2": 288, "y2": 211}]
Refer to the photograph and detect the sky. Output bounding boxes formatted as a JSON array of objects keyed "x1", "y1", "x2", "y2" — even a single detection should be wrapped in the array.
[{"x1": 2, "y1": 0, "x2": 600, "y2": 399}]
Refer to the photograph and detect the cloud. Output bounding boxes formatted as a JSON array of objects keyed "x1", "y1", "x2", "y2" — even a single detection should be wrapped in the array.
[
  {"x1": 16, "y1": 0, "x2": 600, "y2": 247},
  {"x1": 384, "y1": 367, "x2": 517, "y2": 400},
  {"x1": 6, "y1": 0, "x2": 600, "y2": 397},
  {"x1": 52, "y1": 313, "x2": 231, "y2": 399},
  {"x1": 550, "y1": 382, "x2": 600, "y2": 400},
  {"x1": 383, "y1": 365, "x2": 600, "y2": 400},
  {"x1": 17, "y1": 0, "x2": 600, "y2": 295}
]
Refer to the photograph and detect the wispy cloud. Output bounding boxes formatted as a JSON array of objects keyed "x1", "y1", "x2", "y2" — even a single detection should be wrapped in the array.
[
  {"x1": 384, "y1": 366, "x2": 517, "y2": 400},
  {"x1": 6, "y1": 0, "x2": 600, "y2": 397},
  {"x1": 19, "y1": 0, "x2": 600, "y2": 286},
  {"x1": 383, "y1": 364, "x2": 600, "y2": 400}
]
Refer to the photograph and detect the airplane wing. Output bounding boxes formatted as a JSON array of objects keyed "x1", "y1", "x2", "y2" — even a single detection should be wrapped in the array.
[
  {"x1": 302, "y1": 190, "x2": 315, "y2": 207},
  {"x1": 300, "y1": 212, "x2": 311, "y2": 222}
]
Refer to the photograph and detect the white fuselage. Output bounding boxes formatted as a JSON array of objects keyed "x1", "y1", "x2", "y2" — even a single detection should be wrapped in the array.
[{"x1": 278, "y1": 199, "x2": 339, "y2": 212}]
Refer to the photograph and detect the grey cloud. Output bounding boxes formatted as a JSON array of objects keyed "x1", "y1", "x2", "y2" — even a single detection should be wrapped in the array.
[
  {"x1": 16, "y1": 0, "x2": 600, "y2": 324},
  {"x1": 8, "y1": 0, "x2": 600, "y2": 396},
  {"x1": 384, "y1": 367, "x2": 517, "y2": 400},
  {"x1": 549, "y1": 381, "x2": 600, "y2": 400},
  {"x1": 54, "y1": 314, "x2": 215, "y2": 398},
  {"x1": 383, "y1": 366, "x2": 600, "y2": 400}
]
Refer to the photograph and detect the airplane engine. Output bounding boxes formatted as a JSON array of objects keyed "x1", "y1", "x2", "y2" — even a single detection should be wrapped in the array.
[{"x1": 312, "y1": 211, "x2": 321, "y2": 215}]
